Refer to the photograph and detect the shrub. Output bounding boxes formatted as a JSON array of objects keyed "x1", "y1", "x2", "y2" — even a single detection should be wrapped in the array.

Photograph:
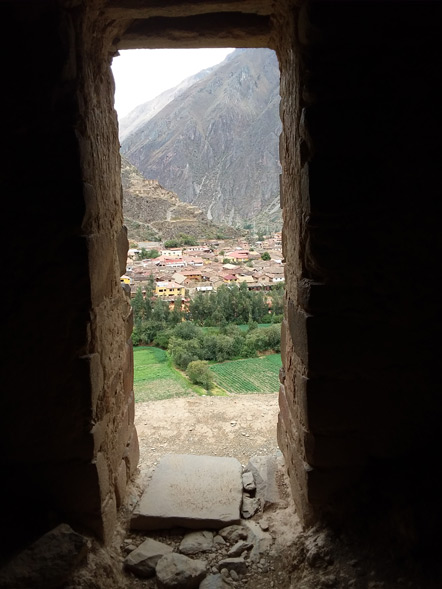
[
  {"x1": 186, "y1": 360, "x2": 214, "y2": 390},
  {"x1": 173, "y1": 322, "x2": 202, "y2": 340}
]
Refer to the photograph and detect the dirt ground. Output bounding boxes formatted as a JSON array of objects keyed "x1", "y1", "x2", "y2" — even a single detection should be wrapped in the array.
[
  {"x1": 67, "y1": 395, "x2": 441, "y2": 589},
  {"x1": 134, "y1": 393, "x2": 280, "y2": 471}
]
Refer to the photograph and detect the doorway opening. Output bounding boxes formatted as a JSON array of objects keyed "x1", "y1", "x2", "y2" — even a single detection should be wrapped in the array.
[{"x1": 111, "y1": 46, "x2": 285, "y2": 474}]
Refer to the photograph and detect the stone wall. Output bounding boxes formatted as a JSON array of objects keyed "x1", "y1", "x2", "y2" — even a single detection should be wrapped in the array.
[
  {"x1": 1, "y1": 1, "x2": 137, "y2": 549},
  {"x1": 277, "y1": 0, "x2": 442, "y2": 541},
  {"x1": 2, "y1": 0, "x2": 442, "y2": 554}
]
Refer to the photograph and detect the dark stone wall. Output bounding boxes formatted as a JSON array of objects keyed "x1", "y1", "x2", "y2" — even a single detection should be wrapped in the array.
[
  {"x1": 278, "y1": 0, "x2": 442, "y2": 544},
  {"x1": 1, "y1": 0, "x2": 442, "y2": 555},
  {"x1": 1, "y1": 1, "x2": 136, "y2": 551}
]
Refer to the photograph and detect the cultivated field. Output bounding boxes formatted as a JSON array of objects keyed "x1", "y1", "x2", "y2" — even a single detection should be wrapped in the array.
[
  {"x1": 210, "y1": 354, "x2": 282, "y2": 394},
  {"x1": 133, "y1": 346, "x2": 196, "y2": 402}
]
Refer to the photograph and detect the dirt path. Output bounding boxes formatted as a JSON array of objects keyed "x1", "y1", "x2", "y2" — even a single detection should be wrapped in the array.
[{"x1": 134, "y1": 393, "x2": 280, "y2": 471}]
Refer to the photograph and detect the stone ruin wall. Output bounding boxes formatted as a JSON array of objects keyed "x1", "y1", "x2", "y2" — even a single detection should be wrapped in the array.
[
  {"x1": 2, "y1": 1, "x2": 137, "y2": 546},
  {"x1": 276, "y1": 0, "x2": 442, "y2": 536},
  {"x1": 75, "y1": 4, "x2": 140, "y2": 543},
  {"x1": 3, "y1": 0, "x2": 442, "y2": 550}
]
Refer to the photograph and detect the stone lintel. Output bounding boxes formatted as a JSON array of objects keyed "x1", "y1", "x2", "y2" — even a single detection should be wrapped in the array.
[
  {"x1": 106, "y1": 0, "x2": 272, "y2": 20},
  {"x1": 118, "y1": 13, "x2": 272, "y2": 49}
]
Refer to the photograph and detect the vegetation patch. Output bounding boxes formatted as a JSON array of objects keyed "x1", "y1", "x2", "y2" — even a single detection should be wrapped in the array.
[
  {"x1": 133, "y1": 347, "x2": 197, "y2": 402},
  {"x1": 210, "y1": 354, "x2": 282, "y2": 394}
]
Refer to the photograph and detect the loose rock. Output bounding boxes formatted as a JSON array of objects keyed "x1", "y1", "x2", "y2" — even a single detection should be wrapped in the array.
[
  {"x1": 0, "y1": 523, "x2": 88, "y2": 589},
  {"x1": 227, "y1": 540, "x2": 253, "y2": 557},
  {"x1": 200, "y1": 573, "x2": 233, "y2": 588},
  {"x1": 155, "y1": 552, "x2": 207, "y2": 588},
  {"x1": 242, "y1": 471, "x2": 256, "y2": 492},
  {"x1": 217, "y1": 557, "x2": 247, "y2": 575},
  {"x1": 179, "y1": 531, "x2": 214, "y2": 555},
  {"x1": 219, "y1": 525, "x2": 248, "y2": 543},
  {"x1": 243, "y1": 520, "x2": 273, "y2": 562},
  {"x1": 245, "y1": 455, "x2": 281, "y2": 510},
  {"x1": 241, "y1": 495, "x2": 260, "y2": 519},
  {"x1": 214, "y1": 535, "x2": 226, "y2": 546},
  {"x1": 124, "y1": 538, "x2": 173, "y2": 578}
]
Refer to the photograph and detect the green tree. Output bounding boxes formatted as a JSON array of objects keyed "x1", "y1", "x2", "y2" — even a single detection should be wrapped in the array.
[
  {"x1": 179, "y1": 234, "x2": 197, "y2": 246},
  {"x1": 261, "y1": 252, "x2": 271, "y2": 261},
  {"x1": 164, "y1": 238, "x2": 181, "y2": 248},
  {"x1": 151, "y1": 298, "x2": 170, "y2": 323},
  {"x1": 131, "y1": 287, "x2": 146, "y2": 326},
  {"x1": 136, "y1": 247, "x2": 148, "y2": 260},
  {"x1": 169, "y1": 337, "x2": 203, "y2": 370},
  {"x1": 186, "y1": 360, "x2": 214, "y2": 391},
  {"x1": 169, "y1": 297, "x2": 183, "y2": 326},
  {"x1": 173, "y1": 321, "x2": 202, "y2": 340},
  {"x1": 144, "y1": 249, "x2": 160, "y2": 259}
]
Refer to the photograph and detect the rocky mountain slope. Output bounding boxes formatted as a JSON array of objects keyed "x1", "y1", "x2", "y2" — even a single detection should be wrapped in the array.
[
  {"x1": 120, "y1": 48, "x2": 281, "y2": 229},
  {"x1": 118, "y1": 65, "x2": 218, "y2": 144},
  {"x1": 121, "y1": 156, "x2": 241, "y2": 242}
]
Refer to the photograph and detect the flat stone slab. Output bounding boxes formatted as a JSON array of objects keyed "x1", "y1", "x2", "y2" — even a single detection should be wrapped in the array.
[{"x1": 131, "y1": 454, "x2": 243, "y2": 531}]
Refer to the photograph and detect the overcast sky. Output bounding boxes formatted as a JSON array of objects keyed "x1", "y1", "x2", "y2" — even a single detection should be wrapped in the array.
[{"x1": 111, "y1": 48, "x2": 235, "y2": 119}]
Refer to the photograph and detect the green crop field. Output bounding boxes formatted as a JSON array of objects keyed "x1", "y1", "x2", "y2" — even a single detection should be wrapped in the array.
[
  {"x1": 210, "y1": 354, "x2": 282, "y2": 394},
  {"x1": 201, "y1": 323, "x2": 279, "y2": 334},
  {"x1": 133, "y1": 347, "x2": 197, "y2": 402}
]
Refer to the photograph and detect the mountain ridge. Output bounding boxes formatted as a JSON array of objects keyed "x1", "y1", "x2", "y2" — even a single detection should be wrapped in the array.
[
  {"x1": 121, "y1": 155, "x2": 242, "y2": 242},
  {"x1": 120, "y1": 48, "x2": 282, "y2": 230}
]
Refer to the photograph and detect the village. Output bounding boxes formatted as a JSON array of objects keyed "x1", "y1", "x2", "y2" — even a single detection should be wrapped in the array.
[{"x1": 122, "y1": 231, "x2": 284, "y2": 305}]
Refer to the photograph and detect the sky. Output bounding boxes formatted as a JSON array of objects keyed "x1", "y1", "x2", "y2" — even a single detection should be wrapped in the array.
[{"x1": 111, "y1": 48, "x2": 235, "y2": 119}]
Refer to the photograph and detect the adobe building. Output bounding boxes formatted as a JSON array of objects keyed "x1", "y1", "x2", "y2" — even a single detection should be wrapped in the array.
[{"x1": 2, "y1": 0, "x2": 442, "y2": 572}]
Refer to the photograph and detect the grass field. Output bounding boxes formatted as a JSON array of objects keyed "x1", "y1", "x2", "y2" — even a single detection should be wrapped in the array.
[
  {"x1": 201, "y1": 323, "x2": 279, "y2": 334},
  {"x1": 209, "y1": 354, "x2": 282, "y2": 394},
  {"x1": 133, "y1": 347, "x2": 197, "y2": 402}
]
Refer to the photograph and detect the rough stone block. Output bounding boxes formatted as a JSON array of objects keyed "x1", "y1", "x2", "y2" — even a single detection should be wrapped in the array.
[
  {"x1": 179, "y1": 531, "x2": 214, "y2": 555},
  {"x1": 306, "y1": 465, "x2": 363, "y2": 507},
  {"x1": 117, "y1": 224, "x2": 128, "y2": 277},
  {"x1": 100, "y1": 492, "x2": 118, "y2": 545},
  {"x1": 245, "y1": 455, "x2": 280, "y2": 509},
  {"x1": 124, "y1": 538, "x2": 173, "y2": 578},
  {"x1": 86, "y1": 233, "x2": 117, "y2": 305},
  {"x1": 90, "y1": 417, "x2": 108, "y2": 454},
  {"x1": 287, "y1": 299, "x2": 309, "y2": 364},
  {"x1": 242, "y1": 520, "x2": 273, "y2": 562},
  {"x1": 115, "y1": 410, "x2": 130, "y2": 470},
  {"x1": 156, "y1": 553, "x2": 207, "y2": 589},
  {"x1": 298, "y1": 375, "x2": 369, "y2": 435},
  {"x1": 115, "y1": 459, "x2": 127, "y2": 507},
  {"x1": 217, "y1": 557, "x2": 247, "y2": 575},
  {"x1": 95, "y1": 451, "x2": 110, "y2": 502},
  {"x1": 131, "y1": 454, "x2": 242, "y2": 531},
  {"x1": 304, "y1": 430, "x2": 365, "y2": 468},
  {"x1": 123, "y1": 426, "x2": 140, "y2": 477},
  {"x1": 80, "y1": 352, "x2": 103, "y2": 421},
  {"x1": 200, "y1": 574, "x2": 231, "y2": 589},
  {"x1": 127, "y1": 389, "x2": 135, "y2": 425},
  {"x1": 0, "y1": 524, "x2": 88, "y2": 589},
  {"x1": 123, "y1": 340, "x2": 134, "y2": 397},
  {"x1": 126, "y1": 308, "x2": 134, "y2": 340}
]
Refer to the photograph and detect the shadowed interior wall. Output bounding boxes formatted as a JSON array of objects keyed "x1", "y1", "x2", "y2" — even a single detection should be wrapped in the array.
[
  {"x1": 1, "y1": 0, "x2": 442, "y2": 554},
  {"x1": 277, "y1": 1, "x2": 442, "y2": 542},
  {"x1": 1, "y1": 1, "x2": 137, "y2": 549}
]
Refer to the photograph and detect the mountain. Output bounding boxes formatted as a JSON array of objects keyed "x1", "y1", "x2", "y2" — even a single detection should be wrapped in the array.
[
  {"x1": 121, "y1": 155, "x2": 242, "y2": 242},
  {"x1": 120, "y1": 48, "x2": 282, "y2": 229},
  {"x1": 118, "y1": 64, "x2": 218, "y2": 143}
]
